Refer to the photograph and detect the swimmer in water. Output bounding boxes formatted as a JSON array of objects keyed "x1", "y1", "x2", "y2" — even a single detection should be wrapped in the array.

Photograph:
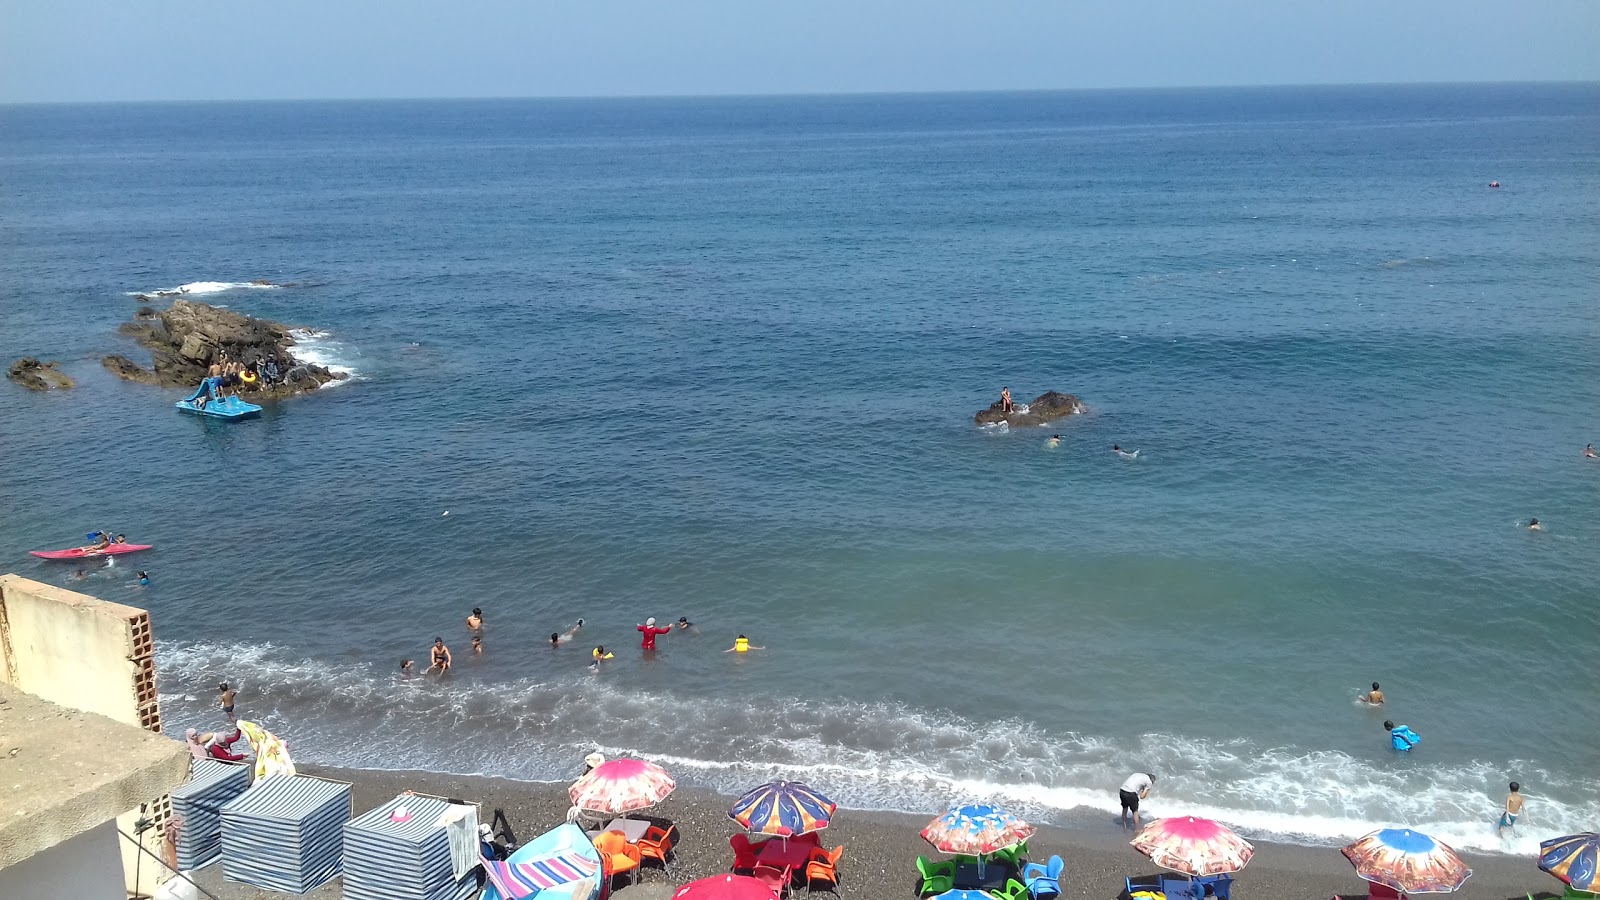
[
  {"x1": 1046, "y1": 435, "x2": 1061, "y2": 449},
  {"x1": 1360, "y1": 682, "x2": 1384, "y2": 705},
  {"x1": 549, "y1": 620, "x2": 583, "y2": 647},
  {"x1": 1528, "y1": 518, "x2": 1543, "y2": 532},
  {"x1": 676, "y1": 616, "x2": 695, "y2": 631},
  {"x1": 1585, "y1": 444, "x2": 1597, "y2": 460},
  {"x1": 724, "y1": 634, "x2": 765, "y2": 653},
  {"x1": 400, "y1": 659, "x2": 415, "y2": 676},
  {"x1": 466, "y1": 607, "x2": 483, "y2": 630},
  {"x1": 427, "y1": 637, "x2": 452, "y2": 674},
  {"x1": 471, "y1": 635, "x2": 483, "y2": 654},
  {"x1": 1113, "y1": 445, "x2": 1140, "y2": 460},
  {"x1": 591, "y1": 645, "x2": 614, "y2": 661},
  {"x1": 137, "y1": 570, "x2": 149, "y2": 586}
]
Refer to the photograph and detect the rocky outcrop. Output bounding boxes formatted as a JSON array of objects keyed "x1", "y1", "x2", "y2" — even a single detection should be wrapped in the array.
[
  {"x1": 103, "y1": 299, "x2": 345, "y2": 396},
  {"x1": 7, "y1": 358, "x2": 75, "y2": 391},
  {"x1": 974, "y1": 390, "x2": 1085, "y2": 427}
]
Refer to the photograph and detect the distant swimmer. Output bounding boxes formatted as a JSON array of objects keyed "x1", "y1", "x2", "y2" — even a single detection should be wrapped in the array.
[
  {"x1": 1046, "y1": 435, "x2": 1061, "y2": 449},
  {"x1": 591, "y1": 645, "x2": 614, "y2": 661},
  {"x1": 724, "y1": 634, "x2": 765, "y2": 653},
  {"x1": 471, "y1": 635, "x2": 483, "y2": 655},
  {"x1": 1527, "y1": 518, "x2": 1543, "y2": 532},
  {"x1": 427, "y1": 637, "x2": 453, "y2": 674},
  {"x1": 1489, "y1": 181, "x2": 1501, "y2": 188},
  {"x1": 1384, "y1": 720, "x2": 1420, "y2": 752},
  {"x1": 638, "y1": 617, "x2": 672, "y2": 650},
  {"x1": 550, "y1": 619, "x2": 583, "y2": 647},
  {"x1": 1585, "y1": 444, "x2": 1597, "y2": 460},
  {"x1": 1360, "y1": 682, "x2": 1385, "y2": 705},
  {"x1": 1001, "y1": 387, "x2": 1015, "y2": 414},
  {"x1": 137, "y1": 570, "x2": 150, "y2": 586},
  {"x1": 466, "y1": 607, "x2": 483, "y2": 630},
  {"x1": 676, "y1": 616, "x2": 696, "y2": 631},
  {"x1": 1113, "y1": 445, "x2": 1140, "y2": 460},
  {"x1": 400, "y1": 659, "x2": 415, "y2": 676},
  {"x1": 1497, "y1": 781, "x2": 1524, "y2": 835}
]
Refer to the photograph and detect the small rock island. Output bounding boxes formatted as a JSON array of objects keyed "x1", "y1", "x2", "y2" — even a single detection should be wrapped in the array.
[
  {"x1": 974, "y1": 390, "x2": 1085, "y2": 428},
  {"x1": 6, "y1": 358, "x2": 76, "y2": 391}
]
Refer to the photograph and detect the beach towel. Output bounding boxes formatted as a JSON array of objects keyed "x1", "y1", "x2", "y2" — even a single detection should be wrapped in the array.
[
  {"x1": 237, "y1": 720, "x2": 296, "y2": 779},
  {"x1": 439, "y1": 804, "x2": 480, "y2": 882},
  {"x1": 482, "y1": 852, "x2": 599, "y2": 899}
]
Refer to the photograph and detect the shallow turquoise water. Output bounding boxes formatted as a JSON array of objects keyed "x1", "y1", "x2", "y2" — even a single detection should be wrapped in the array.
[{"x1": 2, "y1": 85, "x2": 1596, "y2": 852}]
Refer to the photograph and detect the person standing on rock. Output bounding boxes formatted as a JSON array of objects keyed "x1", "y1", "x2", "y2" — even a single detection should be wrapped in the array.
[{"x1": 1001, "y1": 387, "x2": 1015, "y2": 413}]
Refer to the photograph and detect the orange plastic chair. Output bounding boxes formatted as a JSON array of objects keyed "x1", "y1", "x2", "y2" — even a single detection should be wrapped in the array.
[
  {"x1": 638, "y1": 823, "x2": 677, "y2": 870},
  {"x1": 805, "y1": 845, "x2": 844, "y2": 892},
  {"x1": 593, "y1": 831, "x2": 641, "y2": 885}
]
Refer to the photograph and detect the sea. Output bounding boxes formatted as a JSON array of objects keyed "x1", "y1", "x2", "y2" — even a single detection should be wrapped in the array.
[{"x1": 2, "y1": 84, "x2": 1596, "y2": 856}]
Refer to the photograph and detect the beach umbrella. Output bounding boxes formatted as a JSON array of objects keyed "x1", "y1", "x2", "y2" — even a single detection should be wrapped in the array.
[
  {"x1": 568, "y1": 758, "x2": 676, "y2": 815},
  {"x1": 729, "y1": 780, "x2": 838, "y2": 837},
  {"x1": 1539, "y1": 832, "x2": 1600, "y2": 893},
  {"x1": 1132, "y1": 816, "x2": 1255, "y2": 877},
  {"x1": 921, "y1": 804, "x2": 1036, "y2": 856},
  {"x1": 671, "y1": 873, "x2": 778, "y2": 900},
  {"x1": 930, "y1": 891, "x2": 997, "y2": 900},
  {"x1": 1341, "y1": 828, "x2": 1473, "y2": 894}
]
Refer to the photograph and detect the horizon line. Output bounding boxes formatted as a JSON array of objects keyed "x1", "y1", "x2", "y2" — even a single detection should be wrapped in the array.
[{"x1": 3, "y1": 78, "x2": 1597, "y2": 108}]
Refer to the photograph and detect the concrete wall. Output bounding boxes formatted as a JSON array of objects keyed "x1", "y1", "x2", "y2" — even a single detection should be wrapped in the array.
[
  {"x1": 0, "y1": 575, "x2": 169, "y2": 896},
  {"x1": 0, "y1": 821, "x2": 126, "y2": 900}
]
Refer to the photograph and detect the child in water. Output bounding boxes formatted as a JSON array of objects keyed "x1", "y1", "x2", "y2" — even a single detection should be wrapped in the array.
[
  {"x1": 1360, "y1": 682, "x2": 1384, "y2": 705},
  {"x1": 1384, "y1": 720, "x2": 1420, "y2": 751},
  {"x1": 1046, "y1": 435, "x2": 1061, "y2": 449},
  {"x1": 724, "y1": 635, "x2": 765, "y2": 654}
]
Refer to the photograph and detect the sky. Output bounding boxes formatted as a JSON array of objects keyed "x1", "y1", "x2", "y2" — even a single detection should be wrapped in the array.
[{"x1": 2, "y1": 0, "x2": 1597, "y2": 103}]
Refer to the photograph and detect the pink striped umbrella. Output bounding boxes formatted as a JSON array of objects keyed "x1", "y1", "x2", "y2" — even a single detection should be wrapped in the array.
[
  {"x1": 1132, "y1": 816, "x2": 1255, "y2": 877},
  {"x1": 568, "y1": 758, "x2": 676, "y2": 814}
]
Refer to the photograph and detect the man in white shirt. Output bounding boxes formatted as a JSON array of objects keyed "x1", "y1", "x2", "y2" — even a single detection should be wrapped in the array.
[{"x1": 1119, "y1": 772, "x2": 1156, "y2": 830}]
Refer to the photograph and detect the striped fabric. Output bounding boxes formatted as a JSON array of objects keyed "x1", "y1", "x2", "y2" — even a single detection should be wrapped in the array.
[
  {"x1": 220, "y1": 775, "x2": 351, "y2": 893},
  {"x1": 484, "y1": 852, "x2": 601, "y2": 899},
  {"x1": 343, "y1": 795, "x2": 478, "y2": 900},
  {"x1": 170, "y1": 759, "x2": 251, "y2": 870}
]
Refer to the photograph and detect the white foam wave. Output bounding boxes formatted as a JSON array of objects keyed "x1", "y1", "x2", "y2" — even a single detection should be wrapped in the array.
[
  {"x1": 155, "y1": 641, "x2": 1596, "y2": 856},
  {"x1": 286, "y1": 328, "x2": 360, "y2": 382},
  {"x1": 128, "y1": 281, "x2": 283, "y2": 297}
]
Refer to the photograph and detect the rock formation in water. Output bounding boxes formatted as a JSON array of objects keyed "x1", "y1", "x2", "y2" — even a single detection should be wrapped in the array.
[
  {"x1": 974, "y1": 390, "x2": 1085, "y2": 427},
  {"x1": 7, "y1": 358, "x2": 76, "y2": 391},
  {"x1": 102, "y1": 299, "x2": 344, "y2": 396}
]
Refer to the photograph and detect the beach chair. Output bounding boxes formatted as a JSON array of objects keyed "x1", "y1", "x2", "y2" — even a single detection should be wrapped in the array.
[
  {"x1": 1021, "y1": 854, "x2": 1063, "y2": 898},
  {"x1": 1194, "y1": 872, "x2": 1233, "y2": 898},
  {"x1": 730, "y1": 833, "x2": 759, "y2": 873},
  {"x1": 1158, "y1": 875, "x2": 1205, "y2": 899},
  {"x1": 994, "y1": 840, "x2": 1030, "y2": 867},
  {"x1": 753, "y1": 863, "x2": 789, "y2": 897},
  {"x1": 637, "y1": 823, "x2": 677, "y2": 871},
  {"x1": 805, "y1": 845, "x2": 844, "y2": 893},
  {"x1": 917, "y1": 856, "x2": 955, "y2": 896},
  {"x1": 990, "y1": 878, "x2": 1030, "y2": 900},
  {"x1": 1366, "y1": 884, "x2": 1404, "y2": 900},
  {"x1": 593, "y1": 831, "x2": 640, "y2": 886}
]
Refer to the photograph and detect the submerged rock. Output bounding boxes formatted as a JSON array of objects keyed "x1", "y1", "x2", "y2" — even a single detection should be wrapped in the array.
[
  {"x1": 104, "y1": 299, "x2": 345, "y2": 396},
  {"x1": 974, "y1": 390, "x2": 1084, "y2": 427},
  {"x1": 7, "y1": 357, "x2": 75, "y2": 391}
]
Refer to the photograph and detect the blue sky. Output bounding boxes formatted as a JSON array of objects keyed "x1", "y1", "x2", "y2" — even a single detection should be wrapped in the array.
[{"x1": 2, "y1": 0, "x2": 1596, "y2": 103}]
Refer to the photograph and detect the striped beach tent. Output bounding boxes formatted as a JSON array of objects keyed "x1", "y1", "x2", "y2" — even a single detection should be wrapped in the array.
[
  {"x1": 343, "y1": 794, "x2": 479, "y2": 900},
  {"x1": 220, "y1": 774, "x2": 351, "y2": 893},
  {"x1": 170, "y1": 759, "x2": 251, "y2": 870}
]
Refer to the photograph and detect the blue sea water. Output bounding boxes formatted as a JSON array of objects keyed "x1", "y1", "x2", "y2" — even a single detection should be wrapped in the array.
[{"x1": 2, "y1": 84, "x2": 1597, "y2": 854}]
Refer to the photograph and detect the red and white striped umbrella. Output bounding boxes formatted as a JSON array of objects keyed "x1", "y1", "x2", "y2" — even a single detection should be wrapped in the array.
[{"x1": 568, "y1": 758, "x2": 676, "y2": 814}]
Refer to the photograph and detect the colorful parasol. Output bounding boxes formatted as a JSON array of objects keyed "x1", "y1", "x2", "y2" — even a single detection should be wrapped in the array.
[
  {"x1": 671, "y1": 873, "x2": 779, "y2": 900},
  {"x1": 1539, "y1": 832, "x2": 1600, "y2": 893},
  {"x1": 930, "y1": 891, "x2": 996, "y2": 900},
  {"x1": 1131, "y1": 816, "x2": 1255, "y2": 877},
  {"x1": 568, "y1": 758, "x2": 676, "y2": 814},
  {"x1": 729, "y1": 781, "x2": 837, "y2": 837},
  {"x1": 920, "y1": 804, "x2": 1036, "y2": 856},
  {"x1": 237, "y1": 720, "x2": 295, "y2": 780},
  {"x1": 1341, "y1": 828, "x2": 1473, "y2": 894}
]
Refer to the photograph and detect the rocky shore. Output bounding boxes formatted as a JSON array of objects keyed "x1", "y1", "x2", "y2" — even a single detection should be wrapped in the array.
[
  {"x1": 6, "y1": 357, "x2": 75, "y2": 391},
  {"x1": 102, "y1": 299, "x2": 344, "y2": 396},
  {"x1": 974, "y1": 390, "x2": 1085, "y2": 428}
]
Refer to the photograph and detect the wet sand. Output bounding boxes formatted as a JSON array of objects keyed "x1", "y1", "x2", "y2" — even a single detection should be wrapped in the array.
[{"x1": 193, "y1": 766, "x2": 1555, "y2": 900}]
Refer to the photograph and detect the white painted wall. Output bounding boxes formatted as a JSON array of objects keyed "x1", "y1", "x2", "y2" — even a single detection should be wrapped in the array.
[{"x1": 0, "y1": 821, "x2": 126, "y2": 900}]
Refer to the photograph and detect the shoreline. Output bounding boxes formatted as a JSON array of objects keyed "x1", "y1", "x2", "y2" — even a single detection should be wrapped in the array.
[{"x1": 192, "y1": 765, "x2": 1554, "y2": 900}]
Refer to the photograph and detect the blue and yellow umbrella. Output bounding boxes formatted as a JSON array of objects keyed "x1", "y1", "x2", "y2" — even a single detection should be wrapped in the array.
[
  {"x1": 728, "y1": 780, "x2": 837, "y2": 837},
  {"x1": 1539, "y1": 832, "x2": 1599, "y2": 893}
]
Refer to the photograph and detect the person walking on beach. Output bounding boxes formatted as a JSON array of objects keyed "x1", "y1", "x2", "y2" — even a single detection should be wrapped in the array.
[
  {"x1": 218, "y1": 683, "x2": 237, "y2": 723},
  {"x1": 1360, "y1": 682, "x2": 1385, "y2": 705},
  {"x1": 1496, "y1": 781, "x2": 1525, "y2": 835},
  {"x1": 724, "y1": 635, "x2": 764, "y2": 653},
  {"x1": 638, "y1": 618, "x2": 671, "y2": 650},
  {"x1": 1119, "y1": 772, "x2": 1155, "y2": 830},
  {"x1": 466, "y1": 608, "x2": 483, "y2": 630},
  {"x1": 428, "y1": 637, "x2": 453, "y2": 674},
  {"x1": 1000, "y1": 387, "x2": 1015, "y2": 414}
]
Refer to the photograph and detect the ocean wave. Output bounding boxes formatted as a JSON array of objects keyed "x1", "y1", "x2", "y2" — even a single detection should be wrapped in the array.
[
  {"x1": 127, "y1": 280, "x2": 283, "y2": 297},
  {"x1": 156, "y1": 640, "x2": 1595, "y2": 856},
  {"x1": 287, "y1": 328, "x2": 360, "y2": 382}
]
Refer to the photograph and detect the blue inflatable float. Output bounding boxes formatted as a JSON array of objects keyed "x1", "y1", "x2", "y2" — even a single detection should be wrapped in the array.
[{"x1": 176, "y1": 377, "x2": 262, "y2": 420}]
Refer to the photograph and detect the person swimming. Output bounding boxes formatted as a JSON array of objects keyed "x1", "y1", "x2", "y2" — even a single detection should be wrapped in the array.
[
  {"x1": 466, "y1": 607, "x2": 483, "y2": 630},
  {"x1": 1384, "y1": 720, "x2": 1420, "y2": 751},
  {"x1": 1585, "y1": 444, "x2": 1597, "y2": 460},
  {"x1": 549, "y1": 620, "x2": 583, "y2": 647},
  {"x1": 591, "y1": 645, "x2": 613, "y2": 661},
  {"x1": 676, "y1": 616, "x2": 695, "y2": 631},
  {"x1": 137, "y1": 570, "x2": 149, "y2": 586},
  {"x1": 1046, "y1": 435, "x2": 1061, "y2": 449},
  {"x1": 1528, "y1": 518, "x2": 1543, "y2": 532},
  {"x1": 724, "y1": 634, "x2": 765, "y2": 654},
  {"x1": 1113, "y1": 445, "x2": 1140, "y2": 460},
  {"x1": 471, "y1": 635, "x2": 483, "y2": 654},
  {"x1": 1360, "y1": 682, "x2": 1384, "y2": 705}
]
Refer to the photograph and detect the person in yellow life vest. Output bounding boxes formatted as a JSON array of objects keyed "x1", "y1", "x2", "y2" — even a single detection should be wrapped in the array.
[
  {"x1": 723, "y1": 634, "x2": 765, "y2": 654},
  {"x1": 591, "y1": 645, "x2": 613, "y2": 661}
]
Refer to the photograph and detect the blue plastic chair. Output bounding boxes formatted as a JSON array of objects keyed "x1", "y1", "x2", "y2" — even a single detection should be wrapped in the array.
[
  {"x1": 1020, "y1": 854, "x2": 1063, "y2": 898},
  {"x1": 1194, "y1": 873, "x2": 1234, "y2": 898},
  {"x1": 1159, "y1": 875, "x2": 1205, "y2": 899}
]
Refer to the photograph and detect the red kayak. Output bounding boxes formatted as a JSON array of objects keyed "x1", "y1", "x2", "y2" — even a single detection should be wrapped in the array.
[{"x1": 31, "y1": 543, "x2": 153, "y2": 560}]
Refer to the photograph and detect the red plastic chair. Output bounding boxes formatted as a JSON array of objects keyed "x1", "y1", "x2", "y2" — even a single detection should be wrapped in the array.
[
  {"x1": 752, "y1": 863, "x2": 789, "y2": 897},
  {"x1": 730, "y1": 833, "x2": 759, "y2": 873},
  {"x1": 638, "y1": 823, "x2": 677, "y2": 871}
]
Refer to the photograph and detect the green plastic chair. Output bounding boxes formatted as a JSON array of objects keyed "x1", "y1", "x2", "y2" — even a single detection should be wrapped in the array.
[
  {"x1": 991, "y1": 878, "x2": 1030, "y2": 900},
  {"x1": 993, "y1": 841, "x2": 1029, "y2": 866},
  {"x1": 917, "y1": 857, "x2": 955, "y2": 896}
]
